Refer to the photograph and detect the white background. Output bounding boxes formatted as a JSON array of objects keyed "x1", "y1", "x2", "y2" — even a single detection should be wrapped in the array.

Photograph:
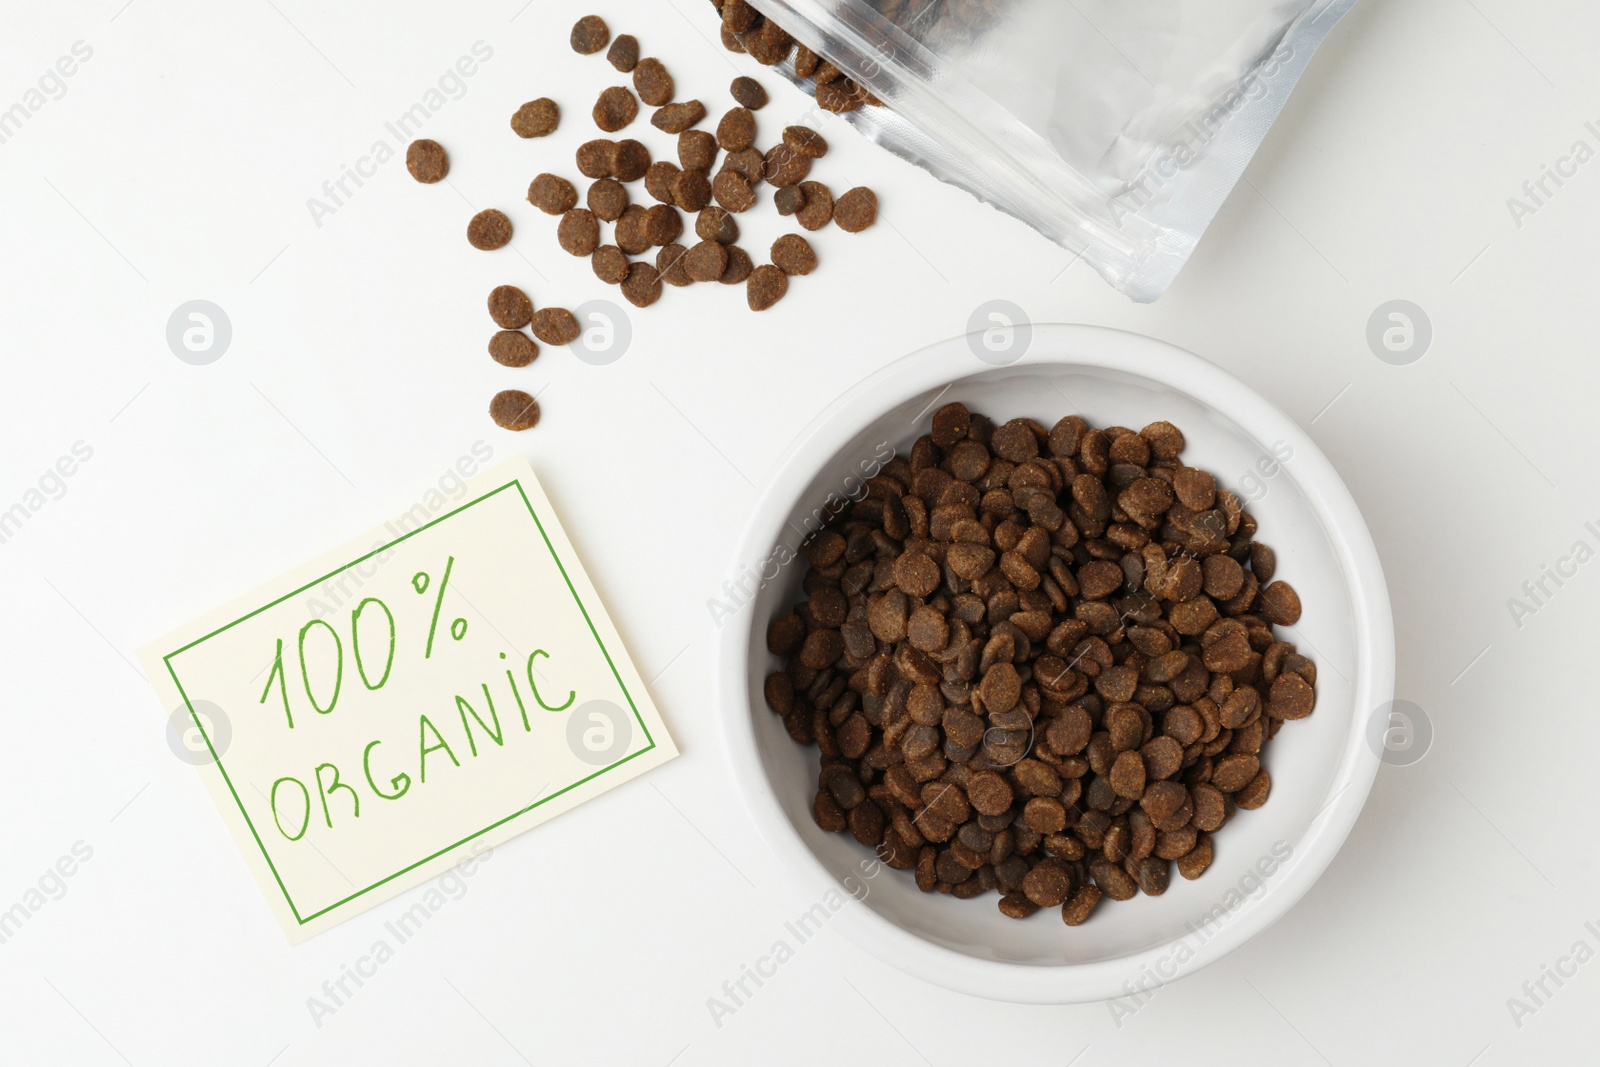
[{"x1": 2, "y1": 0, "x2": 1597, "y2": 1064}]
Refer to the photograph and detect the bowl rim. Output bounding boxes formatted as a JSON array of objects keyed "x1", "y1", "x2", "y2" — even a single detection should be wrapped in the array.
[{"x1": 715, "y1": 324, "x2": 1393, "y2": 1004}]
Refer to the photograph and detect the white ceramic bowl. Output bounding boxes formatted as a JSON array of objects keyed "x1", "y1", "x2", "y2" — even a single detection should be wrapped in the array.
[{"x1": 716, "y1": 326, "x2": 1392, "y2": 1004}]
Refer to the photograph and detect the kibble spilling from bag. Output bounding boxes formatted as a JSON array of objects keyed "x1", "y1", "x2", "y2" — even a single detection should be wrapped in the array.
[{"x1": 764, "y1": 404, "x2": 1314, "y2": 923}]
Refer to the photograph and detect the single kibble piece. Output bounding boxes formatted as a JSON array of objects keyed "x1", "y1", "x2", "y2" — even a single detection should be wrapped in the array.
[
  {"x1": 488, "y1": 331, "x2": 538, "y2": 368},
  {"x1": 652, "y1": 101, "x2": 706, "y2": 134},
  {"x1": 528, "y1": 173, "x2": 577, "y2": 214},
  {"x1": 587, "y1": 178, "x2": 628, "y2": 221},
  {"x1": 511, "y1": 99, "x2": 559, "y2": 138},
  {"x1": 406, "y1": 139, "x2": 448, "y2": 183},
  {"x1": 796, "y1": 181, "x2": 834, "y2": 231},
  {"x1": 747, "y1": 264, "x2": 788, "y2": 310},
  {"x1": 764, "y1": 143, "x2": 811, "y2": 187},
  {"x1": 576, "y1": 139, "x2": 615, "y2": 179},
  {"x1": 730, "y1": 76, "x2": 768, "y2": 109},
  {"x1": 713, "y1": 170, "x2": 756, "y2": 212},
  {"x1": 746, "y1": 18, "x2": 795, "y2": 66},
  {"x1": 656, "y1": 242, "x2": 692, "y2": 287},
  {"x1": 487, "y1": 285, "x2": 533, "y2": 329},
  {"x1": 531, "y1": 307, "x2": 580, "y2": 345},
  {"x1": 723, "y1": 0, "x2": 759, "y2": 37},
  {"x1": 633, "y1": 58, "x2": 674, "y2": 106},
  {"x1": 720, "y1": 244, "x2": 753, "y2": 284},
  {"x1": 609, "y1": 139, "x2": 651, "y2": 182},
  {"x1": 717, "y1": 108, "x2": 757, "y2": 151},
  {"x1": 591, "y1": 245, "x2": 629, "y2": 284},
  {"x1": 645, "y1": 161, "x2": 680, "y2": 204},
  {"x1": 794, "y1": 44, "x2": 820, "y2": 79},
  {"x1": 783, "y1": 125, "x2": 828, "y2": 158},
  {"x1": 684, "y1": 240, "x2": 728, "y2": 282},
  {"x1": 490, "y1": 390, "x2": 540, "y2": 431},
  {"x1": 606, "y1": 34, "x2": 639, "y2": 72},
  {"x1": 771, "y1": 234, "x2": 816, "y2": 275},
  {"x1": 558, "y1": 209, "x2": 600, "y2": 256},
  {"x1": 696, "y1": 206, "x2": 739, "y2": 244},
  {"x1": 678, "y1": 130, "x2": 718, "y2": 172},
  {"x1": 835, "y1": 186, "x2": 878, "y2": 232},
  {"x1": 721, "y1": 147, "x2": 765, "y2": 185},
  {"x1": 721, "y1": 25, "x2": 744, "y2": 53},
  {"x1": 671, "y1": 169, "x2": 712, "y2": 212},
  {"x1": 766, "y1": 401, "x2": 1315, "y2": 919},
  {"x1": 615, "y1": 204, "x2": 651, "y2": 254},
  {"x1": 593, "y1": 86, "x2": 638, "y2": 132},
  {"x1": 773, "y1": 184, "x2": 804, "y2": 216},
  {"x1": 621, "y1": 261, "x2": 663, "y2": 307},
  {"x1": 644, "y1": 204, "x2": 683, "y2": 246},
  {"x1": 570, "y1": 15, "x2": 610, "y2": 55},
  {"x1": 816, "y1": 78, "x2": 864, "y2": 113},
  {"x1": 467, "y1": 209, "x2": 512, "y2": 250}
]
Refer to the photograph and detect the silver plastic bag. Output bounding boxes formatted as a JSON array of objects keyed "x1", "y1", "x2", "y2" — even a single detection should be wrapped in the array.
[{"x1": 749, "y1": 0, "x2": 1357, "y2": 300}]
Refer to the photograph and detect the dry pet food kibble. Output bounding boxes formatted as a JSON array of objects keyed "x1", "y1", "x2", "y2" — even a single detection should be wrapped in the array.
[
  {"x1": 796, "y1": 181, "x2": 834, "y2": 231},
  {"x1": 652, "y1": 101, "x2": 706, "y2": 134},
  {"x1": 746, "y1": 263, "x2": 787, "y2": 310},
  {"x1": 717, "y1": 108, "x2": 757, "y2": 151},
  {"x1": 834, "y1": 186, "x2": 877, "y2": 232},
  {"x1": 633, "y1": 58, "x2": 674, "y2": 106},
  {"x1": 764, "y1": 144, "x2": 810, "y2": 187},
  {"x1": 774, "y1": 185, "x2": 804, "y2": 216},
  {"x1": 621, "y1": 261, "x2": 663, "y2": 307},
  {"x1": 570, "y1": 15, "x2": 610, "y2": 55},
  {"x1": 528, "y1": 174, "x2": 577, "y2": 214},
  {"x1": 783, "y1": 125, "x2": 828, "y2": 158},
  {"x1": 467, "y1": 209, "x2": 512, "y2": 250},
  {"x1": 765, "y1": 405, "x2": 1313, "y2": 924},
  {"x1": 644, "y1": 204, "x2": 683, "y2": 245},
  {"x1": 591, "y1": 244, "x2": 630, "y2": 284},
  {"x1": 730, "y1": 76, "x2": 768, "y2": 110},
  {"x1": 721, "y1": 147, "x2": 765, "y2": 185},
  {"x1": 587, "y1": 178, "x2": 628, "y2": 221},
  {"x1": 489, "y1": 389, "x2": 540, "y2": 431},
  {"x1": 558, "y1": 209, "x2": 600, "y2": 256},
  {"x1": 696, "y1": 206, "x2": 738, "y2": 244},
  {"x1": 656, "y1": 243, "x2": 692, "y2": 287},
  {"x1": 771, "y1": 233, "x2": 817, "y2": 275},
  {"x1": 531, "y1": 307, "x2": 580, "y2": 345},
  {"x1": 678, "y1": 130, "x2": 718, "y2": 172},
  {"x1": 671, "y1": 169, "x2": 712, "y2": 212},
  {"x1": 721, "y1": 245, "x2": 754, "y2": 284},
  {"x1": 487, "y1": 284, "x2": 533, "y2": 329},
  {"x1": 606, "y1": 34, "x2": 639, "y2": 72},
  {"x1": 713, "y1": 170, "x2": 756, "y2": 212},
  {"x1": 406, "y1": 139, "x2": 448, "y2": 183},
  {"x1": 645, "y1": 161, "x2": 679, "y2": 204},
  {"x1": 610, "y1": 139, "x2": 651, "y2": 182},
  {"x1": 511, "y1": 99, "x2": 559, "y2": 138},
  {"x1": 593, "y1": 86, "x2": 638, "y2": 132},
  {"x1": 488, "y1": 330, "x2": 538, "y2": 367},
  {"x1": 684, "y1": 239, "x2": 728, "y2": 282},
  {"x1": 616, "y1": 204, "x2": 652, "y2": 254},
  {"x1": 577, "y1": 139, "x2": 615, "y2": 179}
]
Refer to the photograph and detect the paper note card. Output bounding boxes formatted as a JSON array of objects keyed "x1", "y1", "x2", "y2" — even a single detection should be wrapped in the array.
[{"x1": 141, "y1": 457, "x2": 676, "y2": 941}]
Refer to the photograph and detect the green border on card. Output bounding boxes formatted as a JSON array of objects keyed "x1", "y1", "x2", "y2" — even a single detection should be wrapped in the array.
[{"x1": 163, "y1": 479, "x2": 656, "y2": 925}]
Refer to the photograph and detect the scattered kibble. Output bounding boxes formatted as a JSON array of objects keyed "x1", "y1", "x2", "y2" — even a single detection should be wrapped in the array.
[
  {"x1": 610, "y1": 139, "x2": 651, "y2": 182},
  {"x1": 621, "y1": 261, "x2": 662, "y2": 306},
  {"x1": 528, "y1": 174, "x2": 577, "y2": 214},
  {"x1": 488, "y1": 330, "x2": 538, "y2": 368},
  {"x1": 587, "y1": 178, "x2": 628, "y2": 221},
  {"x1": 652, "y1": 101, "x2": 706, "y2": 134},
  {"x1": 593, "y1": 86, "x2": 638, "y2": 132},
  {"x1": 487, "y1": 285, "x2": 532, "y2": 329},
  {"x1": 720, "y1": 244, "x2": 754, "y2": 284},
  {"x1": 511, "y1": 99, "x2": 559, "y2": 138},
  {"x1": 684, "y1": 239, "x2": 728, "y2": 282},
  {"x1": 771, "y1": 233, "x2": 816, "y2": 276},
  {"x1": 632, "y1": 58, "x2": 674, "y2": 106},
  {"x1": 783, "y1": 125, "x2": 827, "y2": 158},
  {"x1": 606, "y1": 34, "x2": 639, "y2": 72},
  {"x1": 796, "y1": 181, "x2": 834, "y2": 231},
  {"x1": 489, "y1": 389, "x2": 540, "y2": 430},
  {"x1": 730, "y1": 76, "x2": 767, "y2": 109},
  {"x1": 696, "y1": 206, "x2": 738, "y2": 244},
  {"x1": 717, "y1": 108, "x2": 757, "y2": 152},
  {"x1": 834, "y1": 186, "x2": 877, "y2": 232},
  {"x1": 576, "y1": 138, "x2": 614, "y2": 179},
  {"x1": 557, "y1": 209, "x2": 600, "y2": 256},
  {"x1": 569, "y1": 15, "x2": 610, "y2": 55},
  {"x1": 531, "y1": 308, "x2": 580, "y2": 345},
  {"x1": 678, "y1": 130, "x2": 718, "y2": 172},
  {"x1": 764, "y1": 144, "x2": 810, "y2": 187},
  {"x1": 746, "y1": 263, "x2": 787, "y2": 310},
  {"x1": 591, "y1": 245, "x2": 630, "y2": 284},
  {"x1": 405, "y1": 139, "x2": 448, "y2": 183},
  {"x1": 467, "y1": 209, "x2": 512, "y2": 250}
]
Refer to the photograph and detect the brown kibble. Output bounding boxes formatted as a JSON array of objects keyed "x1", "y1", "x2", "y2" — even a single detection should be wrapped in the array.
[
  {"x1": 696, "y1": 206, "x2": 739, "y2": 244},
  {"x1": 678, "y1": 130, "x2": 718, "y2": 172},
  {"x1": 1109, "y1": 750, "x2": 1147, "y2": 799},
  {"x1": 713, "y1": 170, "x2": 756, "y2": 212},
  {"x1": 487, "y1": 285, "x2": 532, "y2": 329},
  {"x1": 720, "y1": 245, "x2": 753, "y2": 284},
  {"x1": 466, "y1": 209, "x2": 512, "y2": 250},
  {"x1": 771, "y1": 234, "x2": 816, "y2": 276},
  {"x1": 966, "y1": 771, "x2": 1014, "y2": 817},
  {"x1": 1061, "y1": 884, "x2": 1102, "y2": 925},
  {"x1": 557, "y1": 209, "x2": 600, "y2": 256},
  {"x1": 489, "y1": 390, "x2": 540, "y2": 431},
  {"x1": 570, "y1": 15, "x2": 610, "y2": 54},
  {"x1": 531, "y1": 308, "x2": 580, "y2": 345},
  {"x1": 773, "y1": 184, "x2": 804, "y2": 216},
  {"x1": 671, "y1": 168, "x2": 712, "y2": 212},
  {"x1": 1259, "y1": 581, "x2": 1302, "y2": 626},
  {"x1": 590, "y1": 245, "x2": 629, "y2": 285},
  {"x1": 610, "y1": 139, "x2": 651, "y2": 182},
  {"x1": 644, "y1": 204, "x2": 683, "y2": 246},
  {"x1": 1251, "y1": 543, "x2": 1277, "y2": 583},
  {"x1": 621, "y1": 261, "x2": 662, "y2": 307},
  {"x1": 717, "y1": 107, "x2": 757, "y2": 151},
  {"x1": 488, "y1": 331, "x2": 537, "y2": 368},
  {"x1": 816, "y1": 78, "x2": 864, "y2": 113},
  {"x1": 528, "y1": 173, "x2": 577, "y2": 214},
  {"x1": 656, "y1": 243, "x2": 692, "y2": 287},
  {"x1": 1269, "y1": 672, "x2": 1316, "y2": 720},
  {"x1": 746, "y1": 264, "x2": 787, "y2": 310},
  {"x1": 511, "y1": 99, "x2": 559, "y2": 138},
  {"x1": 615, "y1": 204, "x2": 651, "y2": 254},
  {"x1": 999, "y1": 892, "x2": 1040, "y2": 920},
  {"x1": 605, "y1": 34, "x2": 639, "y2": 72},
  {"x1": 684, "y1": 240, "x2": 728, "y2": 283},
  {"x1": 764, "y1": 144, "x2": 811, "y2": 187},
  {"x1": 980, "y1": 661, "x2": 1021, "y2": 713},
  {"x1": 587, "y1": 178, "x2": 628, "y2": 221},
  {"x1": 652, "y1": 100, "x2": 706, "y2": 134},
  {"x1": 633, "y1": 57, "x2": 674, "y2": 106},
  {"x1": 835, "y1": 187, "x2": 878, "y2": 232},
  {"x1": 794, "y1": 44, "x2": 820, "y2": 79},
  {"x1": 894, "y1": 551, "x2": 941, "y2": 597},
  {"x1": 1022, "y1": 862, "x2": 1072, "y2": 907},
  {"x1": 1178, "y1": 834, "x2": 1214, "y2": 879},
  {"x1": 406, "y1": 139, "x2": 448, "y2": 183},
  {"x1": 576, "y1": 138, "x2": 614, "y2": 179},
  {"x1": 796, "y1": 181, "x2": 833, "y2": 231},
  {"x1": 593, "y1": 86, "x2": 638, "y2": 132},
  {"x1": 645, "y1": 161, "x2": 680, "y2": 204},
  {"x1": 730, "y1": 76, "x2": 767, "y2": 109},
  {"x1": 721, "y1": 147, "x2": 766, "y2": 185},
  {"x1": 783, "y1": 125, "x2": 828, "y2": 158}
]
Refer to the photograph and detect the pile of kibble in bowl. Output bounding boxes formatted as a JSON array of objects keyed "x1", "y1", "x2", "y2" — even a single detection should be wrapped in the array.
[
  {"x1": 405, "y1": 14, "x2": 879, "y2": 433},
  {"x1": 764, "y1": 404, "x2": 1315, "y2": 925}
]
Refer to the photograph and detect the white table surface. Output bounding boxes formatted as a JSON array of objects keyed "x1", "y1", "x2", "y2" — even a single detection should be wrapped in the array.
[{"x1": 3, "y1": 0, "x2": 1597, "y2": 1063}]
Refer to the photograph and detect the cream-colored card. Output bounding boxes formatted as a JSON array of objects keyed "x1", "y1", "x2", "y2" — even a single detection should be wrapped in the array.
[{"x1": 140, "y1": 457, "x2": 677, "y2": 942}]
